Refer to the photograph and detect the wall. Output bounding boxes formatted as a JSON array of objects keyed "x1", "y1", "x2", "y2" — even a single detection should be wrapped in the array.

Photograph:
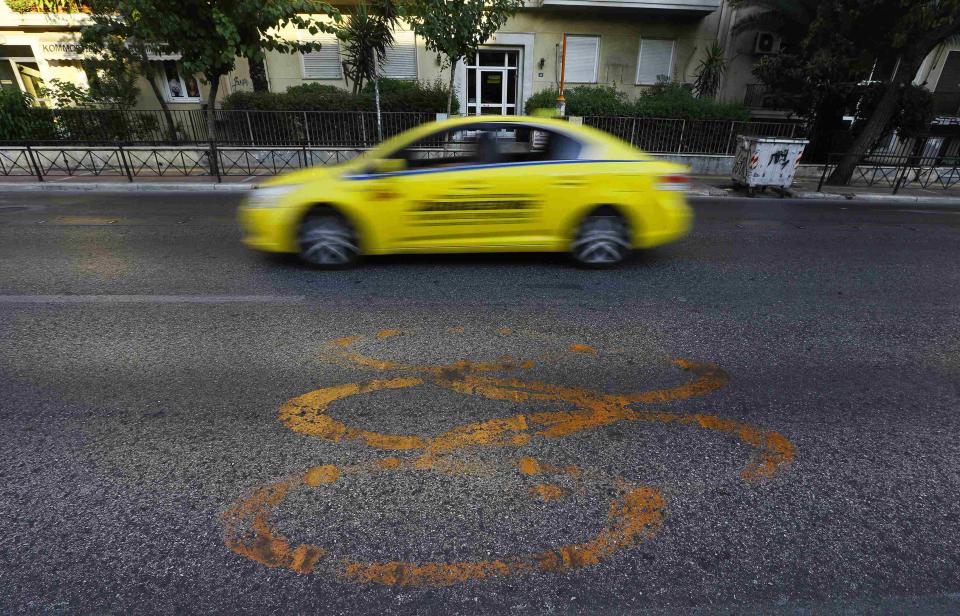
[{"x1": 259, "y1": 7, "x2": 724, "y2": 114}]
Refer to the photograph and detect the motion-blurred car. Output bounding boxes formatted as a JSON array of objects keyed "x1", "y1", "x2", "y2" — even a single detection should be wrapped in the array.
[{"x1": 238, "y1": 115, "x2": 692, "y2": 268}]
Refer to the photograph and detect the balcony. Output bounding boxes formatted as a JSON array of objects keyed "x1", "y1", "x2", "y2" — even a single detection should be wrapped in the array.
[{"x1": 537, "y1": 0, "x2": 720, "y2": 13}]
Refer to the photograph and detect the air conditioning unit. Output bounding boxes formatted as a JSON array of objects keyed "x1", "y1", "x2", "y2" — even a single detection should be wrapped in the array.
[{"x1": 754, "y1": 32, "x2": 781, "y2": 55}]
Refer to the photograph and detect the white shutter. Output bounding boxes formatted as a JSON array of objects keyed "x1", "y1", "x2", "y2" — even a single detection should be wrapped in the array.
[
  {"x1": 564, "y1": 35, "x2": 599, "y2": 84},
  {"x1": 301, "y1": 33, "x2": 342, "y2": 80},
  {"x1": 636, "y1": 39, "x2": 675, "y2": 85},
  {"x1": 381, "y1": 30, "x2": 417, "y2": 80}
]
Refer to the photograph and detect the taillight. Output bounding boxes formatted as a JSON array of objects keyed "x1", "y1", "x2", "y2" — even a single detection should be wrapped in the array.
[{"x1": 657, "y1": 174, "x2": 689, "y2": 191}]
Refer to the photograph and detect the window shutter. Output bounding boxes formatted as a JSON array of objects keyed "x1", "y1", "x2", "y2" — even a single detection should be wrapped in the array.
[
  {"x1": 382, "y1": 30, "x2": 417, "y2": 80},
  {"x1": 564, "y1": 35, "x2": 599, "y2": 84},
  {"x1": 636, "y1": 39, "x2": 675, "y2": 85},
  {"x1": 301, "y1": 33, "x2": 342, "y2": 80}
]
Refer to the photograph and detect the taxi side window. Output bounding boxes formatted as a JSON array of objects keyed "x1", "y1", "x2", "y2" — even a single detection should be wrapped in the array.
[
  {"x1": 393, "y1": 128, "x2": 487, "y2": 170},
  {"x1": 387, "y1": 124, "x2": 584, "y2": 170}
]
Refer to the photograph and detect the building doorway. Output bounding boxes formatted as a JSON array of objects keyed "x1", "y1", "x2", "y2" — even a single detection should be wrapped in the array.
[{"x1": 466, "y1": 49, "x2": 521, "y2": 116}]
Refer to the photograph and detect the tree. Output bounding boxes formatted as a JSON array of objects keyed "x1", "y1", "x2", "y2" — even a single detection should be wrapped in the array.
[
  {"x1": 729, "y1": 0, "x2": 821, "y2": 47},
  {"x1": 407, "y1": 0, "x2": 524, "y2": 116},
  {"x1": 81, "y1": 0, "x2": 341, "y2": 144},
  {"x1": 337, "y1": 0, "x2": 401, "y2": 140},
  {"x1": 80, "y1": 1, "x2": 181, "y2": 140},
  {"x1": 41, "y1": 55, "x2": 140, "y2": 109},
  {"x1": 731, "y1": 1, "x2": 867, "y2": 160},
  {"x1": 827, "y1": 1, "x2": 960, "y2": 184}
]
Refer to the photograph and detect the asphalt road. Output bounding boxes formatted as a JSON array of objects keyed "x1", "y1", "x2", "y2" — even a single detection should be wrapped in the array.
[{"x1": 1, "y1": 191, "x2": 959, "y2": 615}]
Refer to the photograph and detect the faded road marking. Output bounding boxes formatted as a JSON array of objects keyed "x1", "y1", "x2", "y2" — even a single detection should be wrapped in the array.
[
  {"x1": 224, "y1": 328, "x2": 795, "y2": 586},
  {"x1": 223, "y1": 457, "x2": 664, "y2": 586},
  {"x1": 0, "y1": 295, "x2": 307, "y2": 304}
]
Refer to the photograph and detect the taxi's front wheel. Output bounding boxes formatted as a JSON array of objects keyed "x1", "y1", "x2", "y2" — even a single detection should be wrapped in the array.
[
  {"x1": 297, "y1": 212, "x2": 359, "y2": 268},
  {"x1": 571, "y1": 211, "x2": 631, "y2": 268}
]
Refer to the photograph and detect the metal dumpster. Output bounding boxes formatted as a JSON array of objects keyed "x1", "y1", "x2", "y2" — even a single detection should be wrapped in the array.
[{"x1": 731, "y1": 136, "x2": 809, "y2": 196}]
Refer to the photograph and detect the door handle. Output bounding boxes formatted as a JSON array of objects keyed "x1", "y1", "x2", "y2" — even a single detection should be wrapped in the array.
[
  {"x1": 553, "y1": 176, "x2": 586, "y2": 188},
  {"x1": 456, "y1": 183, "x2": 493, "y2": 191}
]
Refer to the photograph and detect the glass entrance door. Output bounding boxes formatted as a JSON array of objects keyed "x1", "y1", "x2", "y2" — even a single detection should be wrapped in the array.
[{"x1": 466, "y1": 49, "x2": 520, "y2": 116}]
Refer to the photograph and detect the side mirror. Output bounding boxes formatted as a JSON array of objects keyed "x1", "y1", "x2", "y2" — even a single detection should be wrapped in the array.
[{"x1": 370, "y1": 158, "x2": 406, "y2": 174}]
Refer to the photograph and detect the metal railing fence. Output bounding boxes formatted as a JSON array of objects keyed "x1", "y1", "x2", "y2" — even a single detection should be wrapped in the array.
[
  {"x1": 581, "y1": 117, "x2": 806, "y2": 155},
  {"x1": 0, "y1": 145, "x2": 370, "y2": 182},
  {"x1": 5, "y1": 109, "x2": 438, "y2": 147},
  {"x1": 817, "y1": 152, "x2": 960, "y2": 193},
  {"x1": 6, "y1": 108, "x2": 807, "y2": 154}
]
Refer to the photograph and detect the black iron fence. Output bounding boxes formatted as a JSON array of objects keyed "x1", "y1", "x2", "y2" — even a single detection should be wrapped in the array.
[
  {"x1": 8, "y1": 108, "x2": 807, "y2": 153},
  {"x1": 817, "y1": 152, "x2": 960, "y2": 193},
  {"x1": 0, "y1": 144, "x2": 369, "y2": 182},
  {"x1": 582, "y1": 116, "x2": 806, "y2": 155},
  {"x1": 6, "y1": 109, "x2": 438, "y2": 147}
]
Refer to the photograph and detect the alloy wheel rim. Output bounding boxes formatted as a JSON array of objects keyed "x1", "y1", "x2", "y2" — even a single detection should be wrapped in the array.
[
  {"x1": 573, "y1": 216, "x2": 629, "y2": 264},
  {"x1": 299, "y1": 218, "x2": 358, "y2": 265}
]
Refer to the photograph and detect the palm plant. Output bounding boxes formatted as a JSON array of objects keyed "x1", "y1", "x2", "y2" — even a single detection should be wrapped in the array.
[
  {"x1": 338, "y1": 0, "x2": 401, "y2": 140},
  {"x1": 693, "y1": 41, "x2": 726, "y2": 100}
]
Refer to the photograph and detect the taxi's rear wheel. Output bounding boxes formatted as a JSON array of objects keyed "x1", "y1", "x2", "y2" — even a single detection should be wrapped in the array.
[
  {"x1": 297, "y1": 211, "x2": 359, "y2": 268},
  {"x1": 571, "y1": 210, "x2": 630, "y2": 267}
]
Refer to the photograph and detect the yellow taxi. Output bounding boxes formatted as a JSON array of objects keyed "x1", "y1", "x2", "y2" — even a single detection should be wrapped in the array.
[{"x1": 238, "y1": 115, "x2": 692, "y2": 268}]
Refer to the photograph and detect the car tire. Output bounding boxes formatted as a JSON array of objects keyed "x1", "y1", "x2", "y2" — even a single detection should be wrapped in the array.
[
  {"x1": 297, "y1": 212, "x2": 359, "y2": 268},
  {"x1": 571, "y1": 211, "x2": 631, "y2": 268}
]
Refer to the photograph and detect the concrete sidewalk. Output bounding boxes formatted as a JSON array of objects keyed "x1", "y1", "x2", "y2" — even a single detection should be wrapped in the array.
[{"x1": 2, "y1": 172, "x2": 960, "y2": 203}]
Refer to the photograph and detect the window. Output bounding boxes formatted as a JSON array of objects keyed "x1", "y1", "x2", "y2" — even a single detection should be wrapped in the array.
[
  {"x1": 301, "y1": 33, "x2": 342, "y2": 80},
  {"x1": 564, "y1": 35, "x2": 599, "y2": 84},
  {"x1": 382, "y1": 30, "x2": 417, "y2": 80},
  {"x1": 158, "y1": 60, "x2": 200, "y2": 102},
  {"x1": 636, "y1": 39, "x2": 675, "y2": 85},
  {"x1": 381, "y1": 123, "x2": 584, "y2": 171}
]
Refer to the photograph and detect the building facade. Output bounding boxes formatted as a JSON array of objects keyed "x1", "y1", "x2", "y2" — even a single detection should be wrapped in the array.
[
  {"x1": 2, "y1": 0, "x2": 725, "y2": 114},
  {"x1": 4, "y1": 0, "x2": 960, "y2": 124}
]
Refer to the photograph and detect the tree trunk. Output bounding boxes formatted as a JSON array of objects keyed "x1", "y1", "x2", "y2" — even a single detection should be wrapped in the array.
[
  {"x1": 205, "y1": 73, "x2": 221, "y2": 142},
  {"x1": 827, "y1": 55, "x2": 923, "y2": 185},
  {"x1": 446, "y1": 60, "x2": 456, "y2": 117},
  {"x1": 139, "y1": 57, "x2": 178, "y2": 142},
  {"x1": 205, "y1": 73, "x2": 222, "y2": 179},
  {"x1": 249, "y1": 58, "x2": 269, "y2": 92}
]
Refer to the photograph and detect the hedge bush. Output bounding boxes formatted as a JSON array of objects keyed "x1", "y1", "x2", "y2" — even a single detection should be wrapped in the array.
[
  {"x1": 222, "y1": 79, "x2": 458, "y2": 114},
  {"x1": 525, "y1": 83, "x2": 750, "y2": 121},
  {"x1": 0, "y1": 90, "x2": 56, "y2": 141}
]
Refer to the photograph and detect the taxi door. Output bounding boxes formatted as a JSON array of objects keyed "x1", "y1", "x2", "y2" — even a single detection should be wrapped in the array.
[{"x1": 386, "y1": 162, "x2": 549, "y2": 251}]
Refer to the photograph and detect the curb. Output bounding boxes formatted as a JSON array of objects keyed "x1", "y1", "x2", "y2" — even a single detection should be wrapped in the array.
[
  {"x1": 786, "y1": 189, "x2": 960, "y2": 205},
  {"x1": 0, "y1": 182, "x2": 256, "y2": 193}
]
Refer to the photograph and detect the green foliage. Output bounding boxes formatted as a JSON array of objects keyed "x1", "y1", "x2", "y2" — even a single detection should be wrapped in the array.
[
  {"x1": 524, "y1": 84, "x2": 749, "y2": 120},
  {"x1": 5, "y1": 0, "x2": 37, "y2": 11},
  {"x1": 338, "y1": 0, "x2": 401, "y2": 95},
  {"x1": 222, "y1": 79, "x2": 457, "y2": 113},
  {"x1": 729, "y1": 0, "x2": 821, "y2": 48},
  {"x1": 0, "y1": 89, "x2": 56, "y2": 140},
  {"x1": 693, "y1": 41, "x2": 726, "y2": 100},
  {"x1": 40, "y1": 57, "x2": 139, "y2": 109},
  {"x1": 81, "y1": 0, "x2": 344, "y2": 137},
  {"x1": 856, "y1": 82, "x2": 934, "y2": 139},
  {"x1": 361, "y1": 78, "x2": 458, "y2": 113},
  {"x1": 406, "y1": 0, "x2": 524, "y2": 113},
  {"x1": 528, "y1": 86, "x2": 629, "y2": 116},
  {"x1": 6, "y1": 0, "x2": 86, "y2": 12},
  {"x1": 406, "y1": 0, "x2": 524, "y2": 66}
]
